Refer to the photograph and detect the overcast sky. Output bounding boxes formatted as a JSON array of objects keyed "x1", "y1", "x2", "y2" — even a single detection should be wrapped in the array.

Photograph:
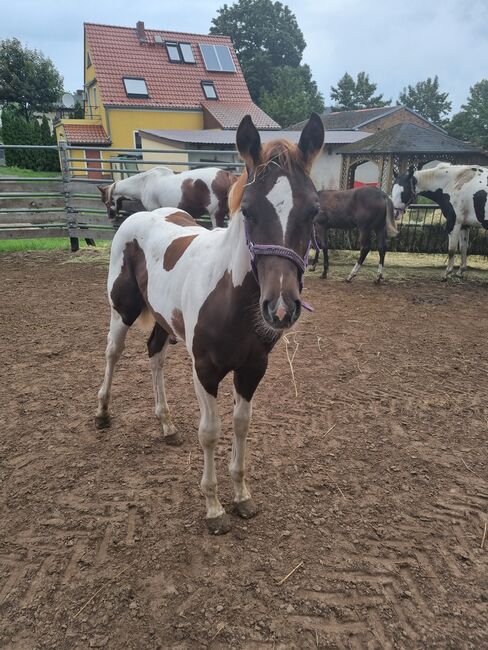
[{"x1": 2, "y1": 0, "x2": 487, "y2": 113}]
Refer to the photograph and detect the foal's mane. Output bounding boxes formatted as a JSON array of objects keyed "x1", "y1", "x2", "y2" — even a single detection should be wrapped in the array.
[{"x1": 228, "y1": 140, "x2": 305, "y2": 216}]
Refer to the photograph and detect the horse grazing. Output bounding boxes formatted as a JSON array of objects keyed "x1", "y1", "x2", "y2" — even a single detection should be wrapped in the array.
[
  {"x1": 98, "y1": 166, "x2": 237, "y2": 228},
  {"x1": 95, "y1": 113, "x2": 324, "y2": 534},
  {"x1": 310, "y1": 186, "x2": 398, "y2": 282},
  {"x1": 391, "y1": 163, "x2": 488, "y2": 280}
]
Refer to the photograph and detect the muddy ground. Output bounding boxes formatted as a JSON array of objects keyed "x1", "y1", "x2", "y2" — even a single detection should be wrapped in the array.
[{"x1": 1, "y1": 249, "x2": 487, "y2": 649}]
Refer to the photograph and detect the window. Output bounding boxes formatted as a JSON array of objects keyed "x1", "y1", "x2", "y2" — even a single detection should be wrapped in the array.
[
  {"x1": 165, "y1": 42, "x2": 195, "y2": 64},
  {"x1": 134, "y1": 132, "x2": 142, "y2": 149},
  {"x1": 199, "y1": 44, "x2": 236, "y2": 72},
  {"x1": 123, "y1": 78, "x2": 149, "y2": 98},
  {"x1": 201, "y1": 81, "x2": 218, "y2": 100},
  {"x1": 179, "y1": 43, "x2": 195, "y2": 63},
  {"x1": 166, "y1": 42, "x2": 181, "y2": 62}
]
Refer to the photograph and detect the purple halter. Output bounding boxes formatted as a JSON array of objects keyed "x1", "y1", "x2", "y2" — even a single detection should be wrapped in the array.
[{"x1": 244, "y1": 219, "x2": 314, "y2": 312}]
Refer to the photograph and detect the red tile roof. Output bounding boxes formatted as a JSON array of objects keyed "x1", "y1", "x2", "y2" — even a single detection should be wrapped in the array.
[
  {"x1": 84, "y1": 22, "x2": 254, "y2": 109},
  {"x1": 63, "y1": 123, "x2": 111, "y2": 145},
  {"x1": 201, "y1": 101, "x2": 280, "y2": 130}
]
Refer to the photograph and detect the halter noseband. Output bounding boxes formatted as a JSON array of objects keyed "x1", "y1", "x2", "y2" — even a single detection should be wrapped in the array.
[{"x1": 244, "y1": 219, "x2": 314, "y2": 312}]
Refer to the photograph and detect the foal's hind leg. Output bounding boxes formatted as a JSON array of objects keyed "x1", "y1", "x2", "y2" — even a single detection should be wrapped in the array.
[
  {"x1": 96, "y1": 309, "x2": 129, "y2": 429},
  {"x1": 346, "y1": 230, "x2": 371, "y2": 282},
  {"x1": 147, "y1": 323, "x2": 180, "y2": 445},
  {"x1": 374, "y1": 227, "x2": 387, "y2": 284}
]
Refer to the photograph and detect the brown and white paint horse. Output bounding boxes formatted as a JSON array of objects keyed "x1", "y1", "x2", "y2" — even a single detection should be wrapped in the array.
[
  {"x1": 95, "y1": 113, "x2": 324, "y2": 534},
  {"x1": 98, "y1": 166, "x2": 236, "y2": 228},
  {"x1": 310, "y1": 186, "x2": 397, "y2": 282}
]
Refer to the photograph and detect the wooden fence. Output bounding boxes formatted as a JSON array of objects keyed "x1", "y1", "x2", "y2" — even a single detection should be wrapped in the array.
[{"x1": 1, "y1": 142, "x2": 488, "y2": 256}]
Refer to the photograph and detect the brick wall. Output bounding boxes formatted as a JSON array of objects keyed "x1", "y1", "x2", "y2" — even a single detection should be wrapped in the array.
[{"x1": 362, "y1": 108, "x2": 438, "y2": 133}]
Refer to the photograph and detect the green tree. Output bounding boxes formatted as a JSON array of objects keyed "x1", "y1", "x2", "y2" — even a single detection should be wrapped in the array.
[
  {"x1": 260, "y1": 65, "x2": 324, "y2": 126},
  {"x1": 210, "y1": 0, "x2": 306, "y2": 101},
  {"x1": 331, "y1": 71, "x2": 389, "y2": 110},
  {"x1": 398, "y1": 75, "x2": 451, "y2": 126},
  {"x1": 446, "y1": 80, "x2": 488, "y2": 149},
  {"x1": 0, "y1": 37, "x2": 63, "y2": 118}
]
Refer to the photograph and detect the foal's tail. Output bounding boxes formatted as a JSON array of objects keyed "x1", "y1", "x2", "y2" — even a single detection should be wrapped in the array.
[{"x1": 385, "y1": 196, "x2": 398, "y2": 238}]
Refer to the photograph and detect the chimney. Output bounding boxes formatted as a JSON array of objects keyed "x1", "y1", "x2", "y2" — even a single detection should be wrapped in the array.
[{"x1": 136, "y1": 21, "x2": 146, "y2": 42}]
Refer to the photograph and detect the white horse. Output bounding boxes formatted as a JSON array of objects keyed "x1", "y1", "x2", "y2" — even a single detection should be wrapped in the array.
[
  {"x1": 98, "y1": 166, "x2": 237, "y2": 228},
  {"x1": 95, "y1": 113, "x2": 324, "y2": 534},
  {"x1": 391, "y1": 163, "x2": 488, "y2": 279}
]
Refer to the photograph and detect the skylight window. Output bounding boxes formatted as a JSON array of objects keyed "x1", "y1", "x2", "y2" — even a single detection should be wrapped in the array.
[
  {"x1": 166, "y1": 43, "x2": 181, "y2": 62},
  {"x1": 165, "y1": 42, "x2": 195, "y2": 64},
  {"x1": 123, "y1": 78, "x2": 149, "y2": 98},
  {"x1": 199, "y1": 44, "x2": 236, "y2": 72},
  {"x1": 201, "y1": 81, "x2": 218, "y2": 100}
]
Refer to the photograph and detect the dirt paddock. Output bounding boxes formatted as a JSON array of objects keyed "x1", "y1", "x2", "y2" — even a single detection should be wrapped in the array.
[{"x1": 1, "y1": 249, "x2": 487, "y2": 649}]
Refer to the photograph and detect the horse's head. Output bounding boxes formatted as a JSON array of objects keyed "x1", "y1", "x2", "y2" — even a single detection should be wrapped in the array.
[
  {"x1": 235, "y1": 112, "x2": 324, "y2": 330},
  {"x1": 391, "y1": 165, "x2": 417, "y2": 218},
  {"x1": 97, "y1": 183, "x2": 122, "y2": 219}
]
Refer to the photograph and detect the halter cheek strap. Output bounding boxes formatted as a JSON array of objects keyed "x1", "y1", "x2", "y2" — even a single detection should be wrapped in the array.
[{"x1": 244, "y1": 220, "x2": 314, "y2": 312}]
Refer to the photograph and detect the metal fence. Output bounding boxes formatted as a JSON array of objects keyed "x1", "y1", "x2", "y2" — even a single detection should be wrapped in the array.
[{"x1": 1, "y1": 142, "x2": 488, "y2": 256}]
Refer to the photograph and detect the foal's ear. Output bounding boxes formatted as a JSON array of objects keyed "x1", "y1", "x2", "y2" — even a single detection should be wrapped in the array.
[
  {"x1": 298, "y1": 112, "x2": 324, "y2": 168},
  {"x1": 236, "y1": 115, "x2": 261, "y2": 169}
]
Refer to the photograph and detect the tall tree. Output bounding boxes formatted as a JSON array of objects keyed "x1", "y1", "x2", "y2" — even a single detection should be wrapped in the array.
[
  {"x1": 331, "y1": 72, "x2": 389, "y2": 111},
  {"x1": 0, "y1": 38, "x2": 63, "y2": 118},
  {"x1": 210, "y1": 0, "x2": 306, "y2": 101},
  {"x1": 398, "y1": 75, "x2": 451, "y2": 126},
  {"x1": 446, "y1": 80, "x2": 488, "y2": 149},
  {"x1": 260, "y1": 65, "x2": 324, "y2": 126}
]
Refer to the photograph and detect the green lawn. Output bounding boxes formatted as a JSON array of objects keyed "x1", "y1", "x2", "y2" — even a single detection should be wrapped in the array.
[
  {"x1": 0, "y1": 238, "x2": 110, "y2": 253},
  {"x1": 0, "y1": 166, "x2": 61, "y2": 178}
]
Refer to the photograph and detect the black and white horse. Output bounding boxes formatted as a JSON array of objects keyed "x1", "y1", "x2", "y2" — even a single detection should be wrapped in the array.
[{"x1": 391, "y1": 163, "x2": 488, "y2": 279}]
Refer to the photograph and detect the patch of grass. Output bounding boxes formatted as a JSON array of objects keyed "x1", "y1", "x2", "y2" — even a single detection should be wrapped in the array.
[
  {"x1": 0, "y1": 238, "x2": 110, "y2": 253},
  {"x1": 0, "y1": 166, "x2": 61, "y2": 178},
  {"x1": 307, "y1": 249, "x2": 488, "y2": 285}
]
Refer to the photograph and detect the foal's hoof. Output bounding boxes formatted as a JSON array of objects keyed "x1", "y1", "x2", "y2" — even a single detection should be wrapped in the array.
[
  {"x1": 206, "y1": 513, "x2": 231, "y2": 535},
  {"x1": 374, "y1": 276, "x2": 383, "y2": 285},
  {"x1": 320, "y1": 272, "x2": 327, "y2": 280},
  {"x1": 441, "y1": 276, "x2": 448, "y2": 282},
  {"x1": 95, "y1": 413, "x2": 111, "y2": 429},
  {"x1": 345, "y1": 277, "x2": 353, "y2": 283},
  {"x1": 163, "y1": 431, "x2": 183, "y2": 446},
  {"x1": 234, "y1": 498, "x2": 259, "y2": 519}
]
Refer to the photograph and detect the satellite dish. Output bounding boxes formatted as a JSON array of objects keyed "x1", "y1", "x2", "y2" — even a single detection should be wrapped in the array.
[{"x1": 62, "y1": 93, "x2": 75, "y2": 108}]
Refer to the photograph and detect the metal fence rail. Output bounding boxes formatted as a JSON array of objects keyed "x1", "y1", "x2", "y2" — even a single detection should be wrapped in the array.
[{"x1": 1, "y1": 142, "x2": 488, "y2": 256}]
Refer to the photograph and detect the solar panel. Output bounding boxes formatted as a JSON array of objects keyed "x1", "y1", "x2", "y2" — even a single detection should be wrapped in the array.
[{"x1": 199, "y1": 44, "x2": 235, "y2": 72}]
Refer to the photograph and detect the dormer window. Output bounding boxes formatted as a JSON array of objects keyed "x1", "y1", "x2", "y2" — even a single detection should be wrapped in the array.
[
  {"x1": 166, "y1": 42, "x2": 195, "y2": 64},
  {"x1": 123, "y1": 77, "x2": 149, "y2": 98},
  {"x1": 201, "y1": 81, "x2": 218, "y2": 100}
]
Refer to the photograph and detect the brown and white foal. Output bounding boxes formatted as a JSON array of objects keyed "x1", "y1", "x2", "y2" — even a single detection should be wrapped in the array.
[{"x1": 95, "y1": 113, "x2": 324, "y2": 534}]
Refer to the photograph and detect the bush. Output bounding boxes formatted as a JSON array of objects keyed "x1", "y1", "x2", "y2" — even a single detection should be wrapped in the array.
[{"x1": 1, "y1": 105, "x2": 59, "y2": 172}]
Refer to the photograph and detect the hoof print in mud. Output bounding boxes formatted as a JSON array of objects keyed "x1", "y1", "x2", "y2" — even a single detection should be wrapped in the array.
[{"x1": 206, "y1": 513, "x2": 231, "y2": 535}]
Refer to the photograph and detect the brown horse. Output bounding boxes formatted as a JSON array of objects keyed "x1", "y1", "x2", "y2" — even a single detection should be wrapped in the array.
[
  {"x1": 310, "y1": 186, "x2": 398, "y2": 282},
  {"x1": 95, "y1": 113, "x2": 324, "y2": 534}
]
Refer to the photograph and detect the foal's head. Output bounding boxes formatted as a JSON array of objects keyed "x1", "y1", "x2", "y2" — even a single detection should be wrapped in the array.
[
  {"x1": 233, "y1": 113, "x2": 324, "y2": 330},
  {"x1": 97, "y1": 183, "x2": 122, "y2": 219},
  {"x1": 391, "y1": 166, "x2": 416, "y2": 217}
]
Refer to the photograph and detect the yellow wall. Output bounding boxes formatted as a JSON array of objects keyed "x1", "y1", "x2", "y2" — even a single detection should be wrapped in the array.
[
  {"x1": 106, "y1": 109, "x2": 203, "y2": 149},
  {"x1": 140, "y1": 135, "x2": 190, "y2": 172}
]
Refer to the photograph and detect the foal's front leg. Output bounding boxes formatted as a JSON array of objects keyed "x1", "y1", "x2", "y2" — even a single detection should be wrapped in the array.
[
  {"x1": 230, "y1": 392, "x2": 259, "y2": 519},
  {"x1": 193, "y1": 369, "x2": 230, "y2": 535}
]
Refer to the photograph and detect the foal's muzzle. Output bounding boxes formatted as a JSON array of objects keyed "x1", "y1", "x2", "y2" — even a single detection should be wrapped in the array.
[{"x1": 262, "y1": 296, "x2": 301, "y2": 330}]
